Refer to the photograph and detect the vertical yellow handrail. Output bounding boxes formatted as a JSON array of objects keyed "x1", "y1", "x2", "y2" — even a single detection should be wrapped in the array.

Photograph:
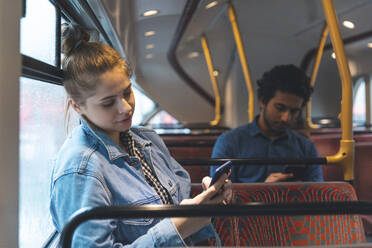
[
  {"x1": 201, "y1": 35, "x2": 221, "y2": 126},
  {"x1": 322, "y1": 0, "x2": 354, "y2": 180},
  {"x1": 306, "y1": 25, "x2": 329, "y2": 130},
  {"x1": 228, "y1": 2, "x2": 254, "y2": 122}
]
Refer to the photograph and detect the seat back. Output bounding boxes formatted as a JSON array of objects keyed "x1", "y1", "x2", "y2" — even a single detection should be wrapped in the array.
[
  {"x1": 191, "y1": 182, "x2": 365, "y2": 246},
  {"x1": 162, "y1": 135, "x2": 217, "y2": 182}
]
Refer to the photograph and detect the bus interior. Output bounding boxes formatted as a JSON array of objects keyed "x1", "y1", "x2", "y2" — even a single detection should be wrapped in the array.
[{"x1": 2, "y1": 0, "x2": 372, "y2": 247}]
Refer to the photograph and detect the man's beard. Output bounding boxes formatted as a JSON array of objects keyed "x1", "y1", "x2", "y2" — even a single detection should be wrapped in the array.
[{"x1": 262, "y1": 107, "x2": 287, "y2": 135}]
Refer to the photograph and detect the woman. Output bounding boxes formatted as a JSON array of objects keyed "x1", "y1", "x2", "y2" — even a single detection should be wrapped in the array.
[{"x1": 49, "y1": 23, "x2": 232, "y2": 247}]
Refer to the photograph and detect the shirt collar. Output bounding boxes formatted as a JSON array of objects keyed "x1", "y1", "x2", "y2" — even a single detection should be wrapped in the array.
[
  {"x1": 249, "y1": 115, "x2": 290, "y2": 140},
  {"x1": 80, "y1": 118, "x2": 151, "y2": 161}
]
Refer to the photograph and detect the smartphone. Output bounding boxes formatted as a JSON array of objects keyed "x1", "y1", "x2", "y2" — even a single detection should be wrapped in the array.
[
  {"x1": 209, "y1": 161, "x2": 232, "y2": 187},
  {"x1": 284, "y1": 165, "x2": 306, "y2": 181}
]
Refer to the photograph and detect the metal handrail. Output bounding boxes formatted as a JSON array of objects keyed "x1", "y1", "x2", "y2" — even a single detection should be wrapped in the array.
[
  {"x1": 176, "y1": 157, "x2": 326, "y2": 166},
  {"x1": 228, "y1": 2, "x2": 255, "y2": 122},
  {"x1": 201, "y1": 35, "x2": 222, "y2": 126},
  {"x1": 167, "y1": 0, "x2": 216, "y2": 107},
  {"x1": 60, "y1": 201, "x2": 372, "y2": 248},
  {"x1": 322, "y1": 0, "x2": 354, "y2": 180},
  {"x1": 306, "y1": 24, "x2": 329, "y2": 130}
]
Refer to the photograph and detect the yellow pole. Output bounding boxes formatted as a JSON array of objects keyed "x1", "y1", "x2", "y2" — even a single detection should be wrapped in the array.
[
  {"x1": 321, "y1": 0, "x2": 354, "y2": 180},
  {"x1": 228, "y1": 2, "x2": 254, "y2": 122},
  {"x1": 201, "y1": 35, "x2": 221, "y2": 126},
  {"x1": 306, "y1": 25, "x2": 329, "y2": 130}
]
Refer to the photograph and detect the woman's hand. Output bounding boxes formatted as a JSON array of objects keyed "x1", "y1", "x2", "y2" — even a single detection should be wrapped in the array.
[{"x1": 171, "y1": 172, "x2": 232, "y2": 239}]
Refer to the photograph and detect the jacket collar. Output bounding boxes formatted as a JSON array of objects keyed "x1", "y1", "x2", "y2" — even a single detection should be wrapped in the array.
[{"x1": 80, "y1": 119, "x2": 152, "y2": 161}]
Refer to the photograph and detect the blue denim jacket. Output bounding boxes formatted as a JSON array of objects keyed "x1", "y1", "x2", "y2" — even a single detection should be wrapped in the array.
[{"x1": 50, "y1": 119, "x2": 218, "y2": 247}]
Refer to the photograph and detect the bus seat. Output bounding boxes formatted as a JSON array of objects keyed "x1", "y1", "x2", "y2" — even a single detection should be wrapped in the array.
[
  {"x1": 163, "y1": 136, "x2": 216, "y2": 183},
  {"x1": 191, "y1": 182, "x2": 365, "y2": 246},
  {"x1": 354, "y1": 142, "x2": 372, "y2": 234},
  {"x1": 310, "y1": 134, "x2": 344, "y2": 181}
]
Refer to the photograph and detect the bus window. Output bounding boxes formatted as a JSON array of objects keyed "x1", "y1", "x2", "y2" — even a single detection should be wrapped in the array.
[
  {"x1": 353, "y1": 78, "x2": 366, "y2": 126},
  {"x1": 19, "y1": 77, "x2": 66, "y2": 247},
  {"x1": 132, "y1": 86, "x2": 157, "y2": 125},
  {"x1": 149, "y1": 110, "x2": 179, "y2": 126},
  {"x1": 20, "y1": 0, "x2": 56, "y2": 65},
  {"x1": 19, "y1": 0, "x2": 61, "y2": 247}
]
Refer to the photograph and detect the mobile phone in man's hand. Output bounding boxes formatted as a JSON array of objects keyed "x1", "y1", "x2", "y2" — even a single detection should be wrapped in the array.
[
  {"x1": 284, "y1": 165, "x2": 306, "y2": 181},
  {"x1": 209, "y1": 161, "x2": 232, "y2": 187}
]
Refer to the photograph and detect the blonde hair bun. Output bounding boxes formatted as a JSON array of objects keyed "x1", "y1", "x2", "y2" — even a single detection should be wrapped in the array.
[{"x1": 61, "y1": 23, "x2": 91, "y2": 56}]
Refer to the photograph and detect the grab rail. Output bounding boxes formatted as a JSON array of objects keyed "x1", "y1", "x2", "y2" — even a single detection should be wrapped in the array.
[
  {"x1": 176, "y1": 157, "x2": 326, "y2": 166},
  {"x1": 60, "y1": 201, "x2": 372, "y2": 248}
]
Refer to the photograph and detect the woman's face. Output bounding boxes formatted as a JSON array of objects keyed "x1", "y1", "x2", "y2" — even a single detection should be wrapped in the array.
[{"x1": 74, "y1": 66, "x2": 135, "y2": 141}]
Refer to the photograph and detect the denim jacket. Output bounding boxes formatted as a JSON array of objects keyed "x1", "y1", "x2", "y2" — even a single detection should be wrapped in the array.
[{"x1": 50, "y1": 119, "x2": 218, "y2": 247}]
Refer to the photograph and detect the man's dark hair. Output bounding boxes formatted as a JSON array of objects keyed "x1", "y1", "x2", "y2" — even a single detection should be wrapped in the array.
[{"x1": 257, "y1": 64, "x2": 313, "y2": 106}]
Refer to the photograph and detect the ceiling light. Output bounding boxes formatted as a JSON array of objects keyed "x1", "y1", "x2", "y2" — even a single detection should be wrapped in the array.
[
  {"x1": 187, "y1": 52, "x2": 199, "y2": 59},
  {"x1": 342, "y1": 20, "x2": 355, "y2": 29},
  {"x1": 331, "y1": 52, "x2": 336, "y2": 59},
  {"x1": 367, "y1": 43, "x2": 372, "y2": 48},
  {"x1": 144, "y1": 31, "x2": 156, "y2": 37},
  {"x1": 145, "y1": 44, "x2": 154, "y2": 49},
  {"x1": 142, "y1": 10, "x2": 159, "y2": 17},
  {"x1": 145, "y1": 54, "x2": 153, "y2": 59},
  {"x1": 213, "y1": 70, "x2": 219, "y2": 77},
  {"x1": 319, "y1": 119, "x2": 331, "y2": 124},
  {"x1": 206, "y1": 1, "x2": 218, "y2": 9}
]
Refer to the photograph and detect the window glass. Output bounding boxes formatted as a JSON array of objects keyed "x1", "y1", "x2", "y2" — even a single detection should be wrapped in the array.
[
  {"x1": 149, "y1": 110, "x2": 179, "y2": 125},
  {"x1": 132, "y1": 86, "x2": 156, "y2": 125},
  {"x1": 20, "y1": 0, "x2": 56, "y2": 65},
  {"x1": 353, "y1": 79, "x2": 366, "y2": 125},
  {"x1": 19, "y1": 77, "x2": 66, "y2": 248}
]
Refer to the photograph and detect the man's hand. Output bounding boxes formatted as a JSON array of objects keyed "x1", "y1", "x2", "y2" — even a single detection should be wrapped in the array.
[{"x1": 264, "y1": 172, "x2": 293, "y2": 182}]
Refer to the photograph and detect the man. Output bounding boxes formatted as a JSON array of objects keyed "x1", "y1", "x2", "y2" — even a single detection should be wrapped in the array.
[{"x1": 210, "y1": 64, "x2": 323, "y2": 183}]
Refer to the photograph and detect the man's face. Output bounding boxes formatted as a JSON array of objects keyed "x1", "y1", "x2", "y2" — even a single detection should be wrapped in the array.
[{"x1": 260, "y1": 91, "x2": 304, "y2": 136}]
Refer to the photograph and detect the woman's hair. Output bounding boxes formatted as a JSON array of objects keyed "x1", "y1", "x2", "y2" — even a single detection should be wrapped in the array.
[
  {"x1": 62, "y1": 22, "x2": 131, "y2": 105},
  {"x1": 257, "y1": 64, "x2": 313, "y2": 106},
  {"x1": 61, "y1": 23, "x2": 131, "y2": 132}
]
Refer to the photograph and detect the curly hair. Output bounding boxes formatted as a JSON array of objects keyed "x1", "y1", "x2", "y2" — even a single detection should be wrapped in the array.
[{"x1": 257, "y1": 64, "x2": 313, "y2": 106}]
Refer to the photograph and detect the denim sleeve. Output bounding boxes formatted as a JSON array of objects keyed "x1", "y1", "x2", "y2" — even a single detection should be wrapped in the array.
[
  {"x1": 188, "y1": 223, "x2": 221, "y2": 245},
  {"x1": 50, "y1": 173, "x2": 186, "y2": 247},
  {"x1": 304, "y1": 143, "x2": 324, "y2": 182}
]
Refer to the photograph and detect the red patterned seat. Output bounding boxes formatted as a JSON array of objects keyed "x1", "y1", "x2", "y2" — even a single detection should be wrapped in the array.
[
  {"x1": 167, "y1": 146, "x2": 213, "y2": 183},
  {"x1": 191, "y1": 182, "x2": 366, "y2": 246}
]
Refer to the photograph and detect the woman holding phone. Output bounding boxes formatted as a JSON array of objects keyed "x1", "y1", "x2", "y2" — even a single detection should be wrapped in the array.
[{"x1": 49, "y1": 23, "x2": 232, "y2": 247}]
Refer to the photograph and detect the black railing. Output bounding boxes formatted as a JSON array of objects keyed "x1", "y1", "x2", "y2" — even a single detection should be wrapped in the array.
[
  {"x1": 176, "y1": 157, "x2": 327, "y2": 166},
  {"x1": 60, "y1": 201, "x2": 372, "y2": 248}
]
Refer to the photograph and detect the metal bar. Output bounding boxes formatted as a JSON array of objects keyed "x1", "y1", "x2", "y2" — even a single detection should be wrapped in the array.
[
  {"x1": 201, "y1": 35, "x2": 221, "y2": 126},
  {"x1": 22, "y1": 55, "x2": 64, "y2": 85},
  {"x1": 52, "y1": 0, "x2": 85, "y2": 25},
  {"x1": 60, "y1": 201, "x2": 372, "y2": 248},
  {"x1": 165, "y1": 141, "x2": 216, "y2": 147},
  {"x1": 321, "y1": 0, "x2": 354, "y2": 180},
  {"x1": 55, "y1": 5, "x2": 61, "y2": 69},
  {"x1": 306, "y1": 25, "x2": 329, "y2": 130},
  {"x1": 167, "y1": 0, "x2": 216, "y2": 107},
  {"x1": 301, "y1": 29, "x2": 372, "y2": 71},
  {"x1": 228, "y1": 2, "x2": 254, "y2": 122},
  {"x1": 176, "y1": 157, "x2": 326, "y2": 166}
]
